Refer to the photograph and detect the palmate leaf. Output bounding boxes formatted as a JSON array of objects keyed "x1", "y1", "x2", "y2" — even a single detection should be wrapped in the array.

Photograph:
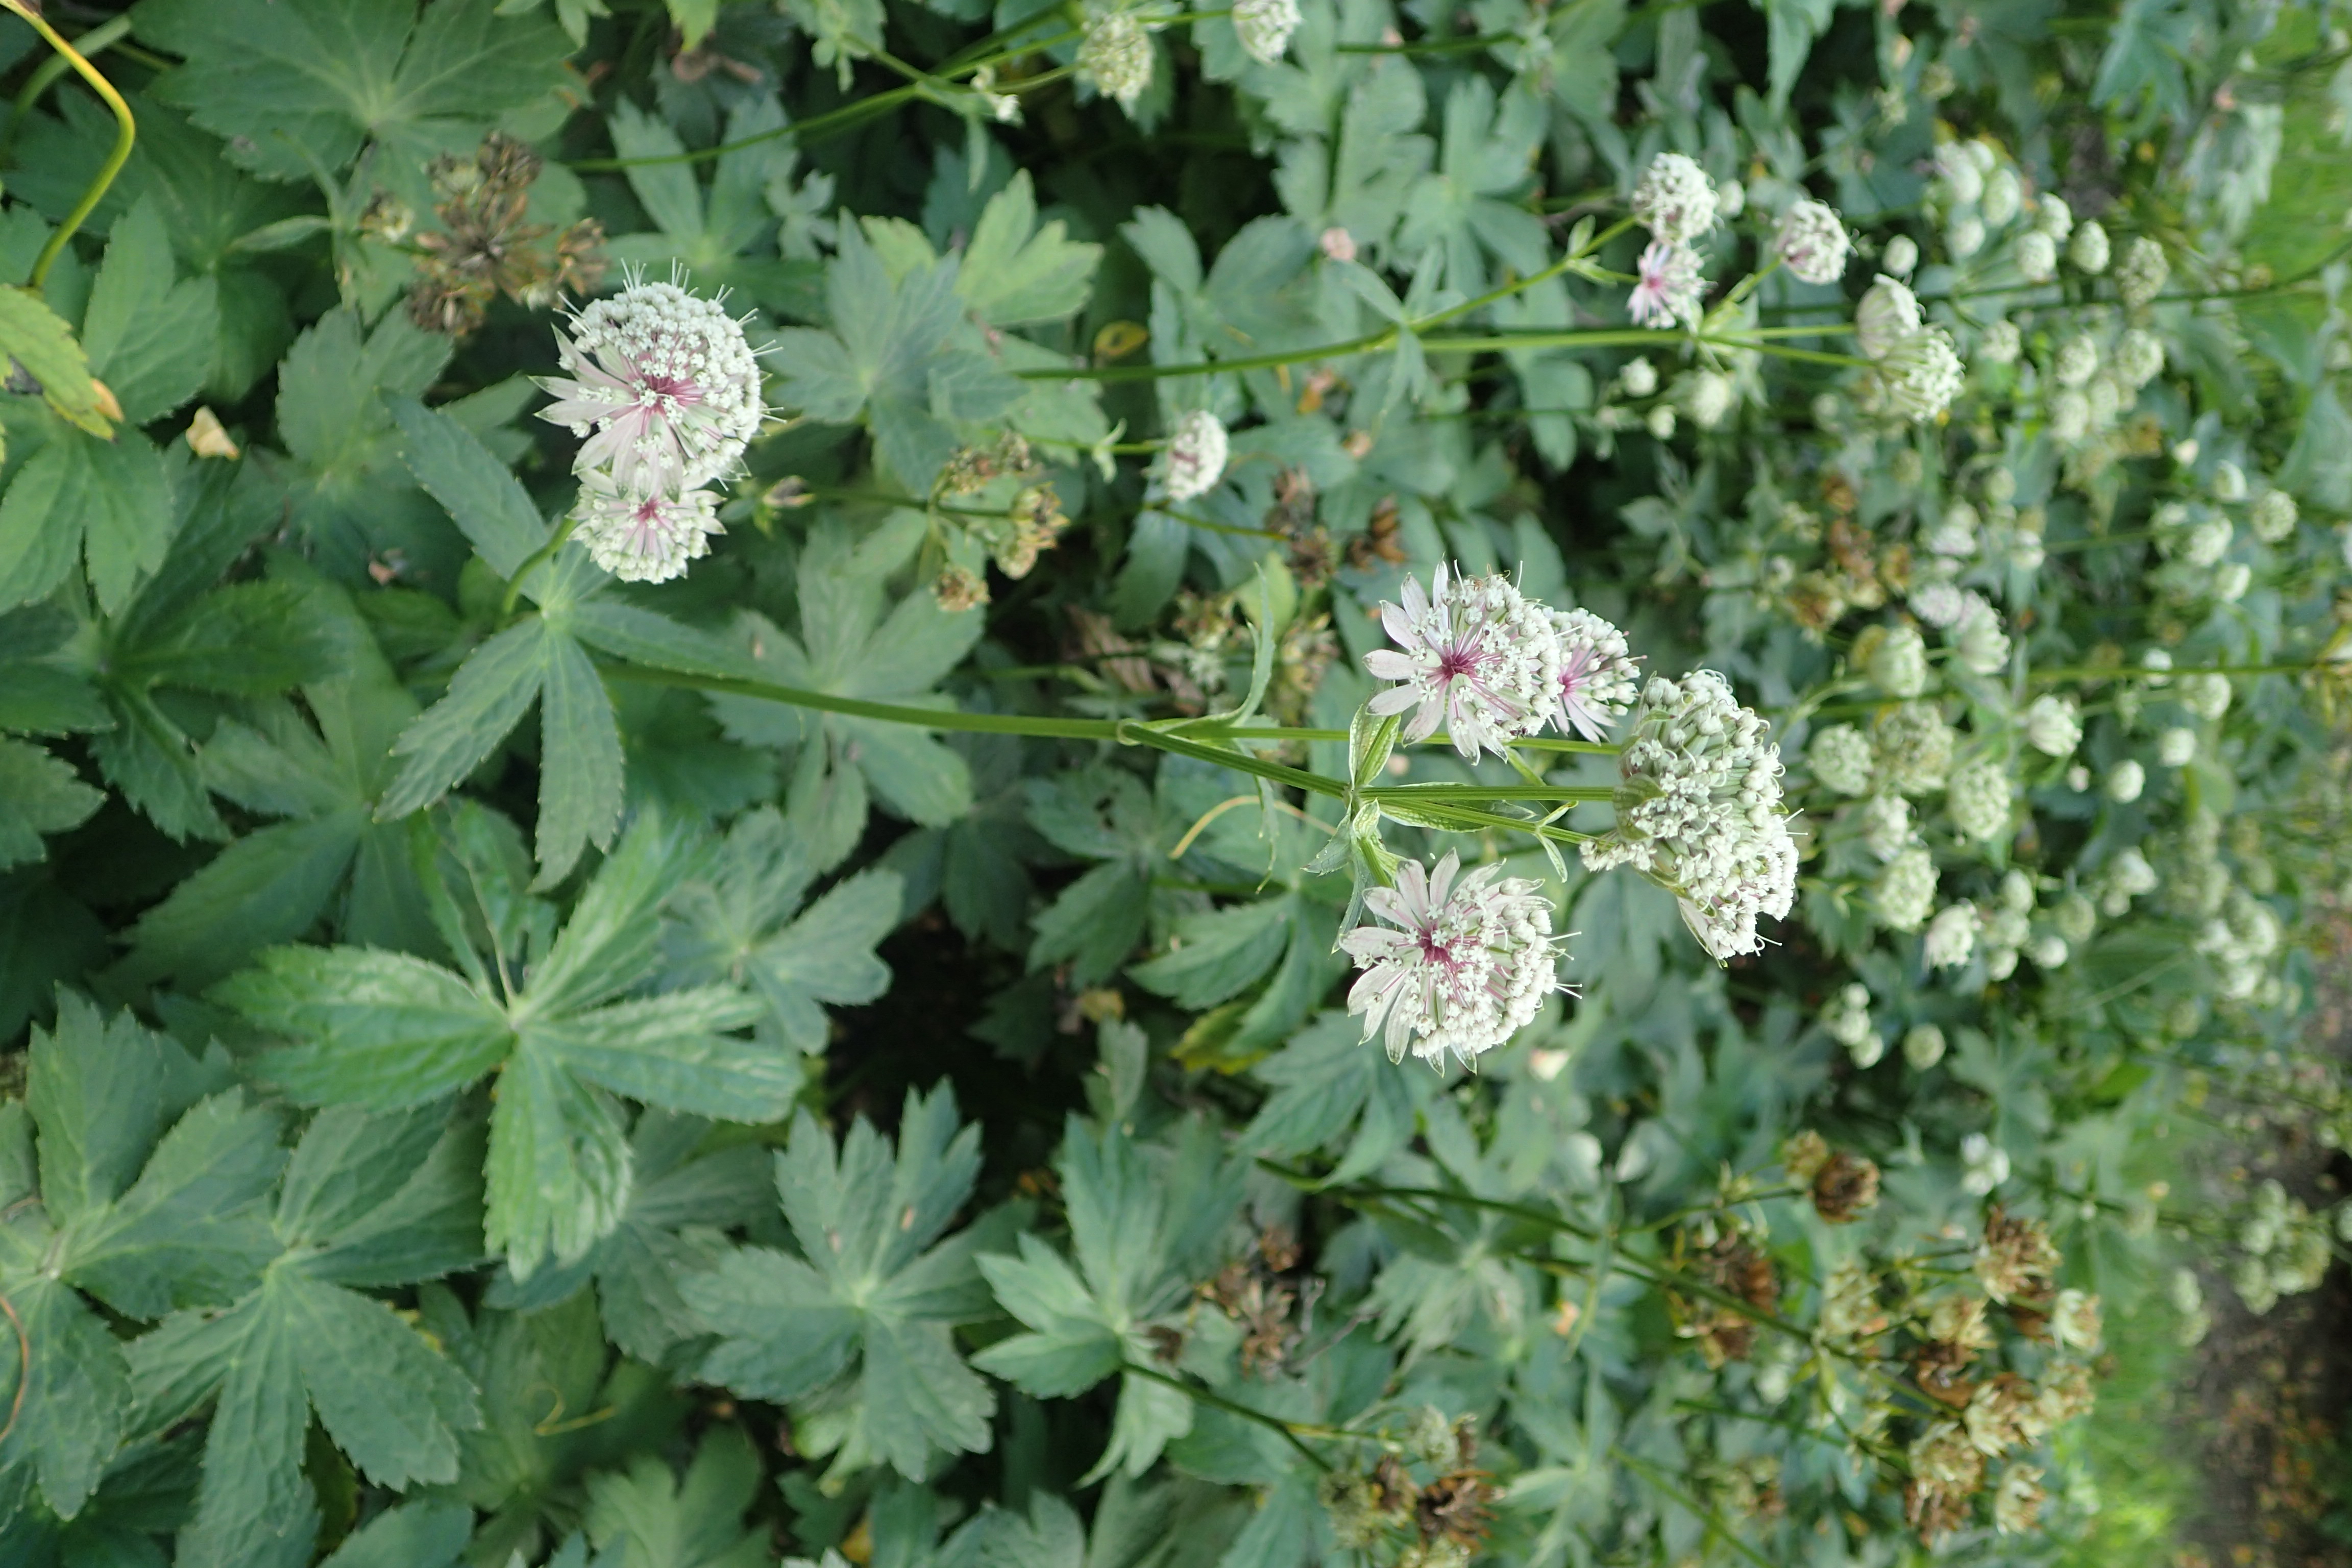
[
  {"x1": 663, "y1": 805, "x2": 901, "y2": 1053},
  {"x1": 0, "y1": 995, "x2": 275, "y2": 1522},
  {"x1": 216, "y1": 811, "x2": 793, "y2": 1279},
  {"x1": 129, "y1": 1099, "x2": 485, "y2": 1568},
  {"x1": 79, "y1": 193, "x2": 222, "y2": 427},
  {"x1": 135, "y1": 0, "x2": 575, "y2": 188},
  {"x1": 488, "y1": 1110, "x2": 769, "y2": 1366},
  {"x1": 582, "y1": 1425, "x2": 772, "y2": 1568},
  {"x1": 115, "y1": 566, "x2": 433, "y2": 987},
  {"x1": 974, "y1": 1117, "x2": 1246, "y2": 1481},
  {"x1": 686, "y1": 1086, "x2": 999, "y2": 1480},
  {"x1": 379, "y1": 399, "x2": 756, "y2": 881},
  {"x1": 710, "y1": 519, "x2": 984, "y2": 873}
]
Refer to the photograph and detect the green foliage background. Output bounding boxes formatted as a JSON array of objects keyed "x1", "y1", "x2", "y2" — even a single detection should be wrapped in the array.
[{"x1": 1, "y1": 0, "x2": 2350, "y2": 1563}]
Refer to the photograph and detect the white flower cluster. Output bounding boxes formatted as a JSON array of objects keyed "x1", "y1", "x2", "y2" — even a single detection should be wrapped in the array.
[
  {"x1": 2231, "y1": 1179, "x2": 2335, "y2": 1315},
  {"x1": 537, "y1": 276, "x2": 766, "y2": 582},
  {"x1": 1625, "y1": 154, "x2": 1724, "y2": 330},
  {"x1": 1230, "y1": 0, "x2": 1301, "y2": 63},
  {"x1": 1161, "y1": 409, "x2": 1229, "y2": 501},
  {"x1": 1774, "y1": 199, "x2": 1852, "y2": 285},
  {"x1": 1583, "y1": 671, "x2": 1800, "y2": 959},
  {"x1": 1822, "y1": 982, "x2": 1880, "y2": 1064},
  {"x1": 1079, "y1": 11, "x2": 1154, "y2": 110},
  {"x1": 1852, "y1": 276, "x2": 1961, "y2": 423},
  {"x1": 1341, "y1": 851, "x2": 1561, "y2": 1069},
  {"x1": 1365, "y1": 566, "x2": 1638, "y2": 758}
]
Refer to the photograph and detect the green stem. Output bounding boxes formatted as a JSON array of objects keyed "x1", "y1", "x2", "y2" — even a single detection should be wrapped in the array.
[
  {"x1": 2030, "y1": 659, "x2": 2330, "y2": 685},
  {"x1": 0, "y1": 13, "x2": 129, "y2": 164},
  {"x1": 6, "y1": 1, "x2": 135, "y2": 291},
  {"x1": 570, "y1": 86, "x2": 925, "y2": 171},
  {"x1": 1118, "y1": 1362, "x2": 1332, "y2": 1470},
  {"x1": 1018, "y1": 219, "x2": 1642, "y2": 385},
  {"x1": 1361, "y1": 782, "x2": 1616, "y2": 802},
  {"x1": 501, "y1": 517, "x2": 580, "y2": 619},
  {"x1": 1614, "y1": 1447, "x2": 1782, "y2": 1568}
]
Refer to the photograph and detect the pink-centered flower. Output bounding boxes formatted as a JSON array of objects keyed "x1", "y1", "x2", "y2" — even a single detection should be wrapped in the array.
[
  {"x1": 569, "y1": 471, "x2": 724, "y2": 584},
  {"x1": 1340, "y1": 850, "x2": 1562, "y2": 1068},
  {"x1": 1365, "y1": 565, "x2": 1563, "y2": 760},
  {"x1": 1627, "y1": 240, "x2": 1704, "y2": 329},
  {"x1": 1550, "y1": 607, "x2": 1641, "y2": 742},
  {"x1": 536, "y1": 276, "x2": 766, "y2": 497}
]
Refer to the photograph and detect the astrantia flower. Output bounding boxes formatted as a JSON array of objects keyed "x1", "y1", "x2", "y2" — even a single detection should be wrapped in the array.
[
  {"x1": 1854, "y1": 276, "x2": 1922, "y2": 360},
  {"x1": 1340, "y1": 851, "x2": 1560, "y2": 1068},
  {"x1": 1866, "y1": 623, "x2": 1929, "y2": 697},
  {"x1": 2022, "y1": 694, "x2": 2081, "y2": 756},
  {"x1": 2069, "y1": 220, "x2": 2111, "y2": 274},
  {"x1": 1977, "y1": 318, "x2": 2022, "y2": 366},
  {"x1": 568, "y1": 471, "x2": 725, "y2": 583},
  {"x1": 1904, "y1": 1023, "x2": 1947, "y2": 1070},
  {"x1": 2105, "y1": 758, "x2": 2145, "y2": 803},
  {"x1": 1959, "y1": 1131, "x2": 2010, "y2": 1195},
  {"x1": 2115, "y1": 236, "x2": 2169, "y2": 309},
  {"x1": 1982, "y1": 167, "x2": 2022, "y2": 226},
  {"x1": 1582, "y1": 671, "x2": 1798, "y2": 959},
  {"x1": 1859, "y1": 793, "x2": 1914, "y2": 861},
  {"x1": 537, "y1": 277, "x2": 766, "y2": 497},
  {"x1": 1946, "y1": 214, "x2": 1985, "y2": 261},
  {"x1": 1881, "y1": 234, "x2": 1919, "y2": 278},
  {"x1": 1365, "y1": 566, "x2": 1564, "y2": 758},
  {"x1": 2053, "y1": 334, "x2": 2099, "y2": 388},
  {"x1": 1079, "y1": 11, "x2": 1153, "y2": 110},
  {"x1": 1953, "y1": 596, "x2": 2011, "y2": 675},
  {"x1": 1945, "y1": 756, "x2": 2013, "y2": 844},
  {"x1": 2015, "y1": 229, "x2": 2057, "y2": 282},
  {"x1": 1630, "y1": 152, "x2": 1719, "y2": 246},
  {"x1": 1775, "y1": 200, "x2": 1851, "y2": 284},
  {"x1": 1684, "y1": 369, "x2": 1735, "y2": 428},
  {"x1": 1879, "y1": 328, "x2": 1965, "y2": 422},
  {"x1": 1874, "y1": 846, "x2": 1937, "y2": 932},
  {"x1": 1993, "y1": 1465, "x2": 2046, "y2": 1534},
  {"x1": 1548, "y1": 608, "x2": 1641, "y2": 741},
  {"x1": 1923, "y1": 903, "x2": 1977, "y2": 969},
  {"x1": 1926, "y1": 500, "x2": 1979, "y2": 558},
  {"x1": 2115, "y1": 328, "x2": 2165, "y2": 389},
  {"x1": 1873, "y1": 702, "x2": 1954, "y2": 796},
  {"x1": 2035, "y1": 193, "x2": 2073, "y2": 240},
  {"x1": 1162, "y1": 409, "x2": 1229, "y2": 501},
  {"x1": 1808, "y1": 723, "x2": 1874, "y2": 797},
  {"x1": 2159, "y1": 726, "x2": 2196, "y2": 767},
  {"x1": 1627, "y1": 240, "x2": 1704, "y2": 328},
  {"x1": 2250, "y1": 487, "x2": 2299, "y2": 543},
  {"x1": 1231, "y1": 0, "x2": 1300, "y2": 63},
  {"x1": 2180, "y1": 671, "x2": 2233, "y2": 720}
]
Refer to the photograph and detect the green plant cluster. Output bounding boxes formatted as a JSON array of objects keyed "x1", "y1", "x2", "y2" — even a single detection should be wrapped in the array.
[{"x1": 2, "y1": 0, "x2": 2350, "y2": 1563}]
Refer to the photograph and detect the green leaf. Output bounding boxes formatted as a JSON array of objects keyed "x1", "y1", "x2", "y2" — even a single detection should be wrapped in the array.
[
  {"x1": 273, "y1": 310, "x2": 454, "y2": 575},
  {"x1": 582, "y1": 1425, "x2": 771, "y2": 1568},
  {"x1": 488, "y1": 1111, "x2": 769, "y2": 1366},
  {"x1": 663, "y1": 806, "x2": 901, "y2": 1051},
  {"x1": 958, "y1": 172, "x2": 1102, "y2": 327},
  {"x1": 231, "y1": 946, "x2": 513, "y2": 1108},
  {"x1": 974, "y1": 1118, "x2": 1243, "y2": 1480},
  {"x1": 1128, "y1": 898, "x2": 1294, "y2": 1011},
  {"x1": 386, "y1": 395, "x2": 552, "y2": 581},
  {"x1": 487, "y1": 1041, "x2": 634, "y2": 1281},
  {"x1": 0, "y1": 427, "x2": 173, "y2": 616},
  {"x1": 770, "y1": 224, "x2": 1022, "y2": 489},
  {"x1": 0, "y1": 284, "x2": 111, "y2": 436},
  {"x1": 710, "y1": 528, "x2": 983, "y2": 869},
  {"x1": 379, "y1": 617, "x2": 552, "y2": 820},
  {"x1": 0, "y1": 738, "x2": 103, "y2": 870},
  {"x1": 137, "y1": 0, "x2": 575, "y2": 186},
  {"x1": 536, "y1": 632, "x2": 626, "y2": 886},
  {"x1": 316, "y1": 1501, "x2": 472, "y2": 1568},
  {"x1": 688, "y1": 1087, "x2": 996, "y2": 1479},
  {"x1": 79, "y1": 193, "x2": 222, "y2": 425}
]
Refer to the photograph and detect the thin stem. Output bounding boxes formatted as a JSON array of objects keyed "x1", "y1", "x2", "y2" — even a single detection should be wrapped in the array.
[
  {"x1": 1118, "y1": 1362, "x2": 1332, "y2": 1471},
  {"x1": 501, "y1": 517, "x2": 580, "y2": 618},
  {"x1": 570, "y1": 86, "x2": 924, "y2": 171},
  {"x1": 1, "y1": 13, "x2": 129, "y2": 163},
  {"x1": 1019, "y1": 219, "x2": 1641, "y2": 385},
  {"x1": 1614, "y1": 1447, "x2": 1781, "y2": 1568},
  {"x1": 1361, "y1": 782, "x2": 1616, "y2": 802},
  {"x1": 2030, "y1": 659, "x2": 2328, "y2": 685},
  {"x1": 5, "y1": 1, "x2": 135, "y2": 290}
]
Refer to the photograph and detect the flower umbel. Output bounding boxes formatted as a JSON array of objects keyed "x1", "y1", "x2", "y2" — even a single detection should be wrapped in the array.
[
  {"x1": 1627, "y1": 241, "x2": 1705, "y2": 328},
  {"x1": 1162, "y1": 409, "x2": 1230, "y2": 501},
  {"x1": 1630, "y1": 152, "x2": 1720, "y2": 246},
  {"x1": 536, "y1": 276, "x2": 766, "y2": 497},
  {"x1": 568, "y1": 471, "x2": 724, "y2": 584},
  {"x1": 1340, "y1": 851, "x2": 1562, "y2": 1068},
  {"x1": 1549, "y1": 608, "x2": 1641, "y2": 741},
  {"x1": 1581, "y1": 672, "x2": 1798, "y2": 959},
  {"x1": 1365, "y1": 566, "x2": 1565, "y2": 759}
]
